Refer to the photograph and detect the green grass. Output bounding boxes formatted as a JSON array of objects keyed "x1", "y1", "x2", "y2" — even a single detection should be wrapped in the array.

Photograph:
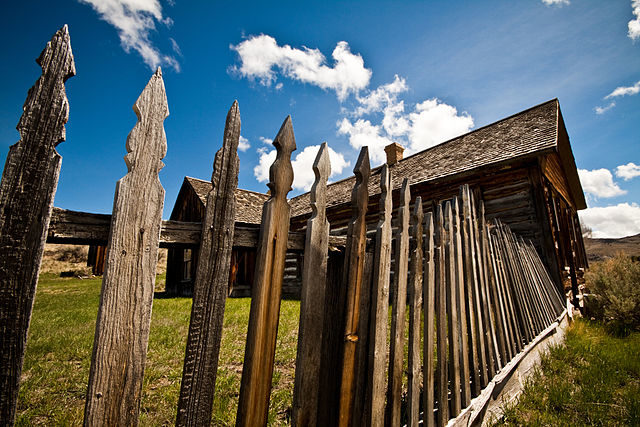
[
  {"x1": 16, "y1": 274, "x2": 300, "y2": 426},
  {"x1": 493, "y1": 318, "x2": 640, "y2": 426}
]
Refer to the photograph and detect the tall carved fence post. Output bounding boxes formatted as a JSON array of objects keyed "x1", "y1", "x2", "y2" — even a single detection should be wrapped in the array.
[
  {"x1": 84, "y1": 68, "x2": 168, "y2": 426},
  {"x1": 386, "y1": 178, "x2": 410, "y2": 427},
  {"x1": 236, "y1": 117, "x2": 296, "y2": 427},
  {"x1": 176, "y1": 101, "x2": 241, "y2": 426},
  {"x1": 407, "y1": 197, "x2": 423, "y2": 427},
  {"x1": 364, "y1": 165, "x2": 392, "y2": 427},
  {"x1": 292, "y1": 143, "x2": 331, "y2": 427},
  {"x1": 338, "y1": 147, "x2": 370, "y2": 427},
  {"x1": 423, "y1": 211, "x2": 435, "y2": 427},
  {"x1": 0, "y1": 26, "x2": 75, "y2": 424}
]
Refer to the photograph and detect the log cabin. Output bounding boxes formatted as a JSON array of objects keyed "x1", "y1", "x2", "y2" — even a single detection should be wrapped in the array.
[{"x1": 165, "y1": 98, "x2": 587, "y2": 298}]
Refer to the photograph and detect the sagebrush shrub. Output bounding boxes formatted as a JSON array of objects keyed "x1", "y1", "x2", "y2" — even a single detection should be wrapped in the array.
[{"x1": 586, "y1": 254, "x2": 640, "y2": 335}]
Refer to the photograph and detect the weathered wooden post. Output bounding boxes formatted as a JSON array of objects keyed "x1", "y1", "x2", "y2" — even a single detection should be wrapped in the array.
[
  {"x1": 423, "y1": 211, "x2": 436, "y2": 427},
  {"x1": 84, "y1": 68, "x2": 168, "y2": 426},
  {"x1": 176, "y1": 101, "x2": 241, "y2": 426},
  {"x1": 407, "y1": 197, "x2": 423, "y2": 427},
  {"x1": 386, "y1": 178, "x2": 410, "y2": 427},
  {"x1": 236, "y1": 117, "x2": 296, "y2": 427},
  {"x1": 364, "y1": 165, "x2": 392, "y2": 427},
  {"x1": 0, "y1": 25, "x2": 75, "y2": 425},
  {"x1": 292, "y1": 142, "x2": 331, "y2": 427},
  {"x1": 434, "y1": 204, "x2": 449, "y2": 426},
  {"x1": 337, "y1": 147, "x2": 370, "y2": 427}
]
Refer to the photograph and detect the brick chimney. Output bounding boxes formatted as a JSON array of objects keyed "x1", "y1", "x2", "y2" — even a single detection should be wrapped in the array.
[{"x1": 384, "y1": 142, "x2": 404, "y2": 165}]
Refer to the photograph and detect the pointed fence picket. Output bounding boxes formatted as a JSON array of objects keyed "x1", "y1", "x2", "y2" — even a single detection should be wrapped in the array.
[{"x1": 0, "y1": 27, "x2": 571, "y2": 427}]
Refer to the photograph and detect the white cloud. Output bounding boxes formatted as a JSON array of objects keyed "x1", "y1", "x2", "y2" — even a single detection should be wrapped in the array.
[
  {"x1": 604, "y1": 80, "x2": 640, "y2": 99},
  {"x1": 616, "y1": 162, "x2": 640, "y2": 180},
  {"x1": 578, "y1": 168, "x2": 627, "y2": 198},
  {"x1": 238, "y1": 135, "x2": 250, "y2": 152},
  {"x1": 230, "y1": 35, "x2": 372, "y2": 100},
  {"x1": 542, "y1": 0, "x2": 570, "y2": 5},
  {"x1": 78, "y1": 0, "x2": 179, "y2": 71},
  {"x1": 254, "y1": 144, "x2": 350, "y2": 191},
  {"x1": 354, "y1": 75, "x2": 408, "y2": 116},
  {"x1": 579, "y1": 203, "x2": 640, "y2": 238},
  {"x1": 259, "y1": 136, "x2": 273, "y2": 145},
  {"x1": 629, "y1": 0, "x2": 640, "y2": 40},
  {"x1": 407, "y1": 99, "x2": 474, "y2": 153},
  {"x1": 594, "y1": 102, "x2": 616, "y2": 114},
  {"x1": 337, "y1": 118, "x2": 394, "y2": 164}
]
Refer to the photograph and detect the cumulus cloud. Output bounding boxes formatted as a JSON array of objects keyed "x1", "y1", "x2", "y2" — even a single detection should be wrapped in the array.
[
  {"x1": 605, "y1": 80, "x2": 640, "y2": 99},
  {"x1": 238, "y1": 136, "x2": 250, "y2": 152},
  {"x1": 259, "y1": 136, "x2": 273, "y2": 145},
  {"x1": 407, "y1": 99, "x2": 474, "y2": 152},
  {"x1": 579, "y1": 203, "x2": 640, "y2": 238},
  {"x1": 629, "y1": 0, "x2": 640, "y2": 40},
  {"x1": 594, "y1": 102, "x2": 616, "y2": 115},
  {"x1": 616, "y1": 162, "x2": 640, "y2": 180},
  {"x1": 337, "y1": 118, "x2": 395, "y2": 164},
  {"x1": 254, "y1": 144, "x2": 350, "y2": 191},
  {"x1": 578, "y1": 168, "x2": 627, "y2": 198},
  {"x1": 78, "y1": 0, "x2": 179, "y2": 71},
  {"x1": 230, "y1": 35, "x2": 372, "y2": 100},
  {"x1": 541, "y1": 0, "x2": 570, "y2": 5}
]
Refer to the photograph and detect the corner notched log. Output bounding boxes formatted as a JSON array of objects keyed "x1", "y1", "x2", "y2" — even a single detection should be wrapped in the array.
[
  {"x1": 293, "y1": 143, "x2": 331, "y2": 427},
  {"x1": 236, "y1": 117, "x2": 296, "y2": 427},
  {"x1": 176, "y1": 101, "x2": 241, "y2": 426},
  {"x1": 84, "y1": 69, "x2": 168, "y2": 426},
  {"x1": 0, "y1": 26, "x2": 75, "y2": 425}
]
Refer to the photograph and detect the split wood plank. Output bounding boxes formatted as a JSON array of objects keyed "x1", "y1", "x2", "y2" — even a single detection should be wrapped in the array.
[
  {"x1": 292, "y1": 143, "x2": 331, "y2": 427},
  {"x1": 46, "y1": 207, "x2": 347, "y2": 250},
  {"x1": 85, "y1": 68, "x2": 168, "y2": 426},
  {"x1": 407, "y1": 197, "x2": 423, "y2": 427},
  {"x1": 435, "y1": 204, "x2": 449, "y2": 426},
  {"x1": 176, "y1": 101, "x2": 241, "y2": 426},
  {"x1": 337, "y1": 147, "x2": 370, "y2": 427},
  {"x1": 386, "y1": 178, "x2": 411, "y2": 427},
  {"x1": 236, "y1": 117, "x2": 296, "y2": 427},
  {"x1": 363, "y1": 164, "x2": 393, "y2": 427},
  {"x1": 452, "y1": 198, "x2": 471, "y2": 407},
  {"x1": 444, "y1": 201, "x2": 462, "y2": 416},
  {"x1": 423, "y1": 211, "x2": 436, "y2": 427},
  {"x1": 460, "y1": 186, "x2": 481, "y2": 396},
  {"x1": 0, "y1": 26, "x2": 75, "y2": 425}
]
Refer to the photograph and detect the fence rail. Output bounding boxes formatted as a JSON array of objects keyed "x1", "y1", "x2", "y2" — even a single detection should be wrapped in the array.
[{"x1": 0, "y1": 27, "x2": 567, "y2": 427}]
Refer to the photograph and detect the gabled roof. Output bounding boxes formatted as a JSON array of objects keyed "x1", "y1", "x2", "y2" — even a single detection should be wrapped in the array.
[
  {"x1": 289, "y1": 98, "x2": 586, "y2": 217},
  {"x1": 182, "y1": 176, "x2": 268, "y2": 225}
]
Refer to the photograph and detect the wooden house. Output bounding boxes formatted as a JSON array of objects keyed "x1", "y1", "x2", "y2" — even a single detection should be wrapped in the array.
[
  {"x1": 288, "y1": 98, "x2": 587, "y2": 292},
  {"x1": 166, "y1": 98, "x2": 587, "y2": 298}
]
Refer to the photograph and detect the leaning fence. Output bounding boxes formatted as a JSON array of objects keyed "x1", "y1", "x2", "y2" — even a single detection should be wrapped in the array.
[{"x1": 0, "y1": 27, "x2": 567, "y2": 427}]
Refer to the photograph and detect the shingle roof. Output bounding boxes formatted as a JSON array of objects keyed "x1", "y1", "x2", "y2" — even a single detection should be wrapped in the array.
[
  {"x1": 290, "y1": 98, "x2": 564, "y2": 217},
  {"x1": 184, "y1": 176, "x2": 268, "y2": 225}
]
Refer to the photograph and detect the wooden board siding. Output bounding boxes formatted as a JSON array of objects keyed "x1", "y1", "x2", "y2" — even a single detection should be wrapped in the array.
[{"x1": 541, "y1": 153, "x2": 574, "y2": 209}]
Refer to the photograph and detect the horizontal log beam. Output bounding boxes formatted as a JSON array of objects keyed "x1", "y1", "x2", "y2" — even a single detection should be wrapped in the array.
[{"x1": 47, "y1": 207, "x2": 347, "y2": 250}]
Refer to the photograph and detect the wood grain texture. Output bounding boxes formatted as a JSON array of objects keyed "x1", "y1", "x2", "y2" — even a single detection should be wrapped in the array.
[
  {"x1": 46, "y1": 207, "x2": 346, "y2": 250},
  {"x1": 236, "y1": 116, "x2": 296, "y2": 427},
  {"x1": 435, "y1": 204, "x2": 449, "y2": 426},
  {"x1": 407, "y1": 197, "x2": 423, "y2": 427},
  {"x1": 176, "y1": 101, "x2": 241, "y2": 426},
  {"x1": 444, "y1": 201, "x2": 462, "y2": 416},
  {"x1": 0, "y1": 25, "x2": 75, "y2": 425},
  {"x1": 452, "y1": 198, "x2": 471, "y2": 407},
  {"x1": 386, "y1": 178, "x2": 410, "y2": 427},
  {"x1": 338, "y1": 147, "x2": 370, "y2": 427},
  {"x1": 423, "y1": 211, "x2": 436, "y2": 427},
  {"x1": 84, "y1": 68, "x2": 168, "y2": 426},
  {"x1": 364, "y1": 164, "x2": 392, "y2": 427},
  {"x1": 292, "y1": 143, "x2": 331, "y2": 427}
]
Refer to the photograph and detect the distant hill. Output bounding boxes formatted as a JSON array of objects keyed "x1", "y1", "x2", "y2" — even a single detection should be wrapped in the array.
[{"x1": 584, "y1": 233, "x2": 640, "y2": 262}]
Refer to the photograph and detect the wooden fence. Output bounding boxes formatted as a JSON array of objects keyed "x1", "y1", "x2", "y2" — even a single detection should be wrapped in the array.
[{"x1": 0, "y1": 27, "x2": 567, "y2": 426}]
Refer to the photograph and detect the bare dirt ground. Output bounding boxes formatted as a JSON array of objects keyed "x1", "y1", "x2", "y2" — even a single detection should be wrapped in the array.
[{"x1": 584, "y1": 233, "x2": 640, "y2": 262}]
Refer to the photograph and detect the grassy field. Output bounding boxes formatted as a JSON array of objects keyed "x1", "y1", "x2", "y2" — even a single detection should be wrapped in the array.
[
  {"x1": 16, "y1": 274, "x2": 299, "y2": 426},
  {"x1": 493, "y1": 318, "x2": 640, "y2": 426}
]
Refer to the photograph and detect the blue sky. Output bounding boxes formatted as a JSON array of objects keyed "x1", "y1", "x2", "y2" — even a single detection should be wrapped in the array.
[{"x1": 0, "y1": 0, "x2": 639, "y2": 237}]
